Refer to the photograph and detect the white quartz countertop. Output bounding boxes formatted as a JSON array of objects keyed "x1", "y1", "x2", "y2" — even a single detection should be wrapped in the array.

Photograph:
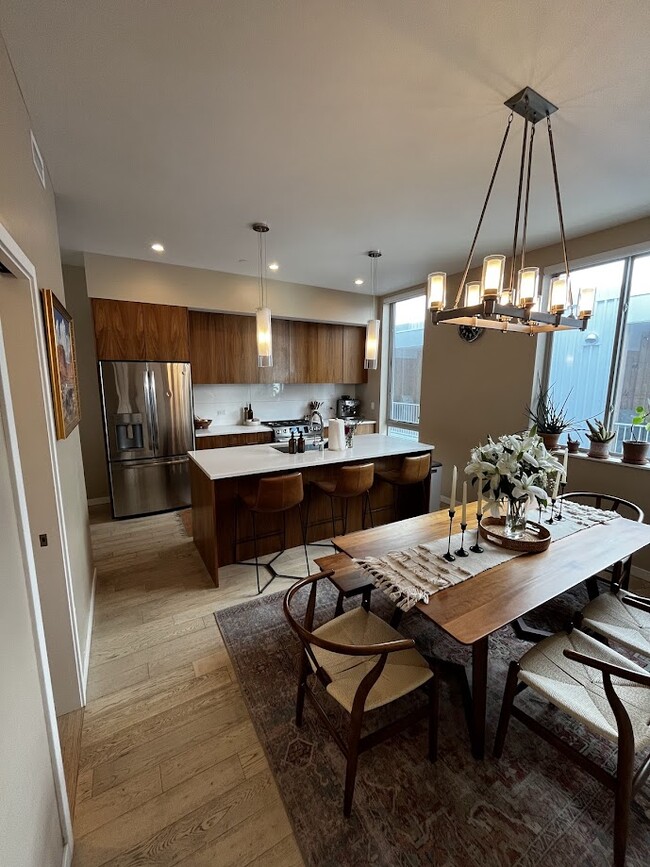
[
  {"x1": 188, "y1": 434, "x2": 435, "y2": 480},
  {"x1": 195, "y1": 424, "x2": 272, "y2": 438}
]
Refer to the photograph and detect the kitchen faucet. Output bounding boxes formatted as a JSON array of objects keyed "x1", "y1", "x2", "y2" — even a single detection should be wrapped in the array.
[{"x1": 310, "y1": 410, "x2": 324, "y2": 444}]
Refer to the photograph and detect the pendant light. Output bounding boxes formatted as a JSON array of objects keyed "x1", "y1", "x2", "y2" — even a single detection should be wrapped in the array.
[
  {"x1": 252, "y1": 222, "x2": 273, "y2": 368},
  {"x1": 364, "y1": 250, "x2": 382, "y2": 370}
]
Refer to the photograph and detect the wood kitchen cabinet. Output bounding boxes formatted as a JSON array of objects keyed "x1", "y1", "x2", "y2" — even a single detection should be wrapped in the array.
[
  {"x1": 189, "y1": 311, "x2": 258, "y2": 384},
  {"x1": 289, "y1": 321, "x2": 344, "y2": 383},
  {"x1": 342, "y1": 325, "x2": 368, "y2": 384},
  {"x1": 92, "y1": 299, "x2": 189, "y2": 361},
  {"x1": 92, "y1": 298, "x2": 146, "y2": 360},
  {"x1": 195, "y1": 431, "x2": 274, "y2": 450}
]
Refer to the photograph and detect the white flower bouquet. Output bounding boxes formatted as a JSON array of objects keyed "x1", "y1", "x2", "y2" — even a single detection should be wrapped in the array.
[{"x1": 465, "y1": 429, "x2": 564, "y2": 520}]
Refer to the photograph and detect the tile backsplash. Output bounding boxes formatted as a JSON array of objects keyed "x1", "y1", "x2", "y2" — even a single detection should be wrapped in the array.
[{"x1": 193, "y1": 383, "x2": 356, "y2": 425}]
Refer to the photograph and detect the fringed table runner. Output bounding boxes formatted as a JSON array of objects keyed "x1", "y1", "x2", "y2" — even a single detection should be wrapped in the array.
[{"x1": 355, "y1": 502, "x2": 621, "y2": 611}]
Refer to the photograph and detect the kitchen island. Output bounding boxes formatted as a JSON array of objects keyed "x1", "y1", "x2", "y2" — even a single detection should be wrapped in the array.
[{"x1": 189, "y1": 434, "x2": 436, "y2": 585}]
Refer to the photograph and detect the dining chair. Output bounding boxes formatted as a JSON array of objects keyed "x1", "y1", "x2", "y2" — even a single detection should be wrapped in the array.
[
  {"x1": 494, "y1": 627, "x2": 650, "y2": 867},
  {"x1": 557, "y1": 492, "x2": 644, "y2": 597},
  {"x1": 575, "y1": 589, "x2": 650, "y2": 659},
  {"x1": 283, "y1": 570, "x2": 438, "y2": 817}
]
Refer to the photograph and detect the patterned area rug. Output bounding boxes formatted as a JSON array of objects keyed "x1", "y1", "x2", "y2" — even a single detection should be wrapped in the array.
[{"x1": 215, "y1": 584, "x2": 650, "y2": 867}]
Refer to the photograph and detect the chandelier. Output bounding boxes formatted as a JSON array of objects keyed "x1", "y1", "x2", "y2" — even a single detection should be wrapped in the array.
[{"x1": 428, "y1": 87, "x2": 595, "y2": 334}]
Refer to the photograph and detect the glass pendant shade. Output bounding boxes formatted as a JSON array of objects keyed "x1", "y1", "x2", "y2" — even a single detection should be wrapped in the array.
[
  {"x1": 427, "y1": 272, "x2": 446, "y2": 310},
  {"x1": 465, "y1": 281, "x2": 482, "y2": 306},
  {"x1": 256, "y1": 306, "x2": 273, "y2": 367},
  {"x1": 549, "y1": 275, "x2": 568, "y2": 314},
  {"x1": 517, "y1": 267, "x2": 540, "y2": 306},
  {"x1": 481, "y1": 255, "x2": 506, "y2": 298},
  {"x1": 364, "y1": 319, "x2": 380, "y2": 370},
  {"x1": 578, "y1": 287, "x2": 595, "y2": 319}
]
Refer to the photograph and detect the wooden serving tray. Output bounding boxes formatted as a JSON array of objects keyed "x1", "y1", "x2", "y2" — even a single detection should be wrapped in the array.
[{"x1": 479, "y1": 516, "x2": 551, "y2": 553}]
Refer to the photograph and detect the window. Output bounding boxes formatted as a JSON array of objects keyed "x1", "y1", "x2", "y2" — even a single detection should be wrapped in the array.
[
  {"x1": 386, "y1": 294, "x2": 426, "y2": 439},
  {"x1": 545, "y1": 252, "x2": 650, "y2": 452}
]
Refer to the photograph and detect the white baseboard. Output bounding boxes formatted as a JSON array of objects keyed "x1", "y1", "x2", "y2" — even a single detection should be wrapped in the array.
[
  {"x1": 88, "y1": 496, "x2": 110, "y2": 506},
  {"x1": 62, "y1": 840, "x2": 73, "y2": 867},
  {"x1": 631, "y1": 564, "x2": 650, "y2": 585},
  {"x1": 81, "y1": 566, "x2": 97, "y2": 702}
]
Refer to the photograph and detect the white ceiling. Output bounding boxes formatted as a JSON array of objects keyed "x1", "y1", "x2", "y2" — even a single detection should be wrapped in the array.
[{"x1": 1, "y1": 0, "x2": 649, "y2": 294}]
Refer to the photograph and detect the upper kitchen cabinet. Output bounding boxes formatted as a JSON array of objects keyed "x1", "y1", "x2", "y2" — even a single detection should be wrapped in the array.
[
  {"x1": 143, "y1": 304, "x2": 190, "y2": 361},
  {"x1": 342, "y1": 325, "x2": 368, "y2": 384},
  {"x1": 289, "y1": 321, "x2": 343, "y2": 383},
  {"x1": 92, "y1": 299, "x2": 189, "y2": 361},
  {"x1": 189, "y1": 311, "x2": 258, "y2": 384},
  {"x1": 91, "y1": 298, "x2": 146, "y2": 360}
]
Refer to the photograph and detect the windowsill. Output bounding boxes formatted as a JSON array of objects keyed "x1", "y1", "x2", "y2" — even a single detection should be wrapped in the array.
[{"x1": 568, "y1": 451, "x2": 650, "y2": 471}]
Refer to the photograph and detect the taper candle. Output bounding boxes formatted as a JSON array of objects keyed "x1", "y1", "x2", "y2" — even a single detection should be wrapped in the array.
[
  {"x1": 461, "y1": 481, "x2": 467, "y2": 524},
  {"x1": 476, "y1": 474, "x2": 483, "y2": 514},
  {"x1": 552, "y1": 468, "x2": 561, "y2": 499},
  {"x1": 449, "y1": 465, "x2": 457, "y2": 511},
  {"x1": 562, "y1": 448, "x2": 569, "y2": 482}
]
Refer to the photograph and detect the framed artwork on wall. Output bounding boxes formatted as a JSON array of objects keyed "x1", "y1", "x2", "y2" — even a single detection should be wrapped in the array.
[{"x1": 41, "y1": 288, "x2": 81, "y2": 439}]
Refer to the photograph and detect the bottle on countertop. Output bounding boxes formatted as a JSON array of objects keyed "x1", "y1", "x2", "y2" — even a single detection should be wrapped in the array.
[
  {"x1": 297, "y1": 432, "x2": 305, "y2": 453},
  {"x1": 288, "y1": 432, "x2": 296, "y2": 454},
  {"x1": 247, "y1": 403, "x2": 254, "y2": 422}
]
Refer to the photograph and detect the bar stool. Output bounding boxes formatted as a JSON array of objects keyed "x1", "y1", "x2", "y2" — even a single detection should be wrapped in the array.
[
  {"x1": 233, "y1": 472, "x2": 310, "y2": 594},
  {"x1": 306, "y1": 463, "x2": 375, "y2": 541},
  {"x1": 376, "y1": 453, "x2": 431, "y2": 520}
]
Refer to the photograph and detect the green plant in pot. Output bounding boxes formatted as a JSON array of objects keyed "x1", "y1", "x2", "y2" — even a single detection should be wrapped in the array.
[
  {"x1": 527, "y1": 381, "x2": 573, "y2": 451},
  {"x1": 566, "y1": 434, "x2": 580, "y2": 454},
  {"x1": 622, "y1": 403, "x2": 650, "y2": 465},
  {"x1": 585, "y1": 418, "x2": 615, "y2": 460}
]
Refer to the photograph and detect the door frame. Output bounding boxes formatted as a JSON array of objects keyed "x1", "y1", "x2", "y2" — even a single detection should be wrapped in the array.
[
  {"x1": 0, "y1": 222, "x2": 85, "y2": 702},
  {"x1": 0, "y1": 321, "x2": 73, "y2": 860}
]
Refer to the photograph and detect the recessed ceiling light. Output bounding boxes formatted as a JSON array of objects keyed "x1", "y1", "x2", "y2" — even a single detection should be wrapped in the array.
[
  {"x1": 354, "y1": 278, "x2": 364, "y2": 285},
  {"x1": 268, "y1": 262, "x2": 279, "y2": 271},
  {"x1": 151, "y1": 242, "x2": 164, "y2": 253}
]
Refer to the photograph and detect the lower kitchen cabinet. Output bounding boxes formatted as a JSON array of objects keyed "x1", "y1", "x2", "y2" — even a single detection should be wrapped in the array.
[{"x1": 195, "y1": 431, "x2": 274, "y2": 450}]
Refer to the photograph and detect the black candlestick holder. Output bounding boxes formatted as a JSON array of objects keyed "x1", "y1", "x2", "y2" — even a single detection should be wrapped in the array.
[
  {"x1": 556, "y1": 483, "x2": 567, "y2": 520},
  {"x1": 470, "y1": 512, "x2": 484, "y2": 553},
  {"x1": 455, "y1": 522, "x2": 469, "y2": 557},
  {"x1": 546, "y1": 496, "x2": 558, "y2": 524},
  {"x1": 443, "y1": 509, "x2": 456, "y2": 561}
]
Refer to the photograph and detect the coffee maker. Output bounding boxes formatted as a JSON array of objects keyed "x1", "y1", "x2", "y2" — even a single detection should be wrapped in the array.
[{"x1": 337, "y1": 395, "x2": 361, "y2": 418}]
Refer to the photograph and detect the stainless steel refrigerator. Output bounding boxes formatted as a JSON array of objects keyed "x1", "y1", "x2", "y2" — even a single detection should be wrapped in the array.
[{"x1": 99, "y1": 361, "x2": 194, "y2": 518}]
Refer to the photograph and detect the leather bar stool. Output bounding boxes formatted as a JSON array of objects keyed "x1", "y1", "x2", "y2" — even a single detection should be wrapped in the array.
[
  {"x1": 306, "y1": 463, "x2": 375, "y2": 542},
  {"x1": 376, "y1": 453, "x2": 431, "y2": 520},
  {"x1": 233, "y1": 472, "x2": 310, "y2": 594}
]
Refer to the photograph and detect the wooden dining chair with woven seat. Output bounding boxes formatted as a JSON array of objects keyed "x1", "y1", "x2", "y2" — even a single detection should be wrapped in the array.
[
  {"x1": 575, "y1": 588, "x2": 650, "y2": 659},
  {"x1": 557, "y1": 491, "x2": 644, "y2": 598},
  {"x1": 233, "y1": 472, "x2": 310, "y2": 594},
  {"x1": 494, "y1": 627, "x2": 650, "y2": 867},
  {"x1": 284, "y1": 570, "x2": 438, "y2": 817},
  {"x1": 305, "y1": 462, "x2": 375, "y2": 542},
  {"x1": 375, "y1": 453, "x2": 431, "y2": 520}
]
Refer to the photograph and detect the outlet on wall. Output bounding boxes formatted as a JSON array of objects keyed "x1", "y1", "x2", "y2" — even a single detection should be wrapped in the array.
[{"x1": 370, "y1": 401, "x2": 375, "y2": 411}]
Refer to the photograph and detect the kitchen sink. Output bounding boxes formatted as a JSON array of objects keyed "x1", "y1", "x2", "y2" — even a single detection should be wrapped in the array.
[{"x1": 271, "y1": 441, "x2": 328, "y2": 452}]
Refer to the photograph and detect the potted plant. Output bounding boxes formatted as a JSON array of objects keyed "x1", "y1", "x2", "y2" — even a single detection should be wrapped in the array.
[
  {"x1": 566, "y1": 434, "x2": 580, "y2": 454},
  {"x1": 585, "y1": 418, "x2": 615, "y2": 459},
  {"x1": 622, "y1": 403, "x2": 650, "y2": 465},
  {"x1": 527, "y1": 382, "x2": 573, "y2": 451}
]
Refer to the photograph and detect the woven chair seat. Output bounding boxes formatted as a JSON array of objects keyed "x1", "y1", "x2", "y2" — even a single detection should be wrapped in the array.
[
  {"x1": 581, "y1": 592, "x2": 650, "y2": 657},
  {"x1": 310, "y1": 608, "x2": 432, "y2": 713},
  {"x1": 518, "y1": 629, "x2": 650, "y2": 749}
]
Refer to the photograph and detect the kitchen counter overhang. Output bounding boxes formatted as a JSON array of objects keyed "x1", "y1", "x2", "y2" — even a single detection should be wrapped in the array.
[{"x1": 189, "y1": 434, "x2": 436, "y2": 585}]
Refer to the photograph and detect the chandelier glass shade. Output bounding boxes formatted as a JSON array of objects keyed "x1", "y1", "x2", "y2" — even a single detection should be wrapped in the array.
[{"x1": 429, "y1": 87, "x2": 595, "y2": 334}]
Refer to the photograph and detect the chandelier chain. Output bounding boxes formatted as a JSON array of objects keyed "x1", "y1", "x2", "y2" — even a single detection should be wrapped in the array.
[
  {"x1": 453, "y1": 111, "x2": 514, "y2": 308},
  {"x1": 509, "y1": 111, "x2": 530, "y2": 293},
  {"x1": 546, "y1": 112, "x2": 572, "y2": 304},
  {"x1": 520, "y1": 124, "x2": 536, "y2": 271}
]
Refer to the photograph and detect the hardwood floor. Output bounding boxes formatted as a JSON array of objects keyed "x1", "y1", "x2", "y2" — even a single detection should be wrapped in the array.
[{"x1": 72, "y1": 506, "x2": 309, "y2": 866}]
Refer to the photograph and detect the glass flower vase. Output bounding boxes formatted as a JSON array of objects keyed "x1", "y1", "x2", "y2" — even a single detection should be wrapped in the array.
[{"x1": 505, "y1": 497, "x2": 529, "y2": 538}]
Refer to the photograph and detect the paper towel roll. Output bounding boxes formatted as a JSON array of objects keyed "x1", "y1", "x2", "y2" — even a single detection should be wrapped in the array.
[{"x1": 328, "y1": 418, "x2": 345, "y2": 451}]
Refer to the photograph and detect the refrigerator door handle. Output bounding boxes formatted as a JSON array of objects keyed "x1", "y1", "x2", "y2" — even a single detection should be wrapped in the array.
[
  {"x1": 148, "y1": 368, "x2": 161, "y2": 453},
  {"x1": 144, "y1": 369, "x2": 155, "y2": 452},
  {"x1": 120, "y1": 456, "x2": 188, "y2": 468}
]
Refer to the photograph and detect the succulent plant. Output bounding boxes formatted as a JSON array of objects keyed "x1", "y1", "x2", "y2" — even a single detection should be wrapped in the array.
[{"x1": 585, "y1": 418, "x2": 615, "y2": 443}]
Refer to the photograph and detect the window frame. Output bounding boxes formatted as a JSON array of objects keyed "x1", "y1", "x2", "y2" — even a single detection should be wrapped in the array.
[
  {"x1": 541, "y1": 249, "x2": 649, "y2": 452},
  {"x1": 384, "y1": 288, "x2": 426, "y2": 437}
]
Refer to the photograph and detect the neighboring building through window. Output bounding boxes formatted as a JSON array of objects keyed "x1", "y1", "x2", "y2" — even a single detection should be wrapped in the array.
[
  {"x1": 386, "y1": 294, "x2": 426, "y2": 439},
  {"x1": 545, "y1": 253, "x2": 650, "y2": 452}
]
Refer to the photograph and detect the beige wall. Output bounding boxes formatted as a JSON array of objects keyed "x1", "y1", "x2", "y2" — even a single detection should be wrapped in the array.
[
  {"x1": 415, "y1": 216, "x2": 650, "y2": 571},
  {"x1": 0, "y1": 33, "x2": 94, "y2": 710},
  {"x1": 63, "y1": 265, "x2": 109, "y2": 501},
  {"x1": 84, "y1": 251, "x2": 374, "y2": 324},
  {"x1": 0, "y1": 409, "x2": 65, "y2": 867}
]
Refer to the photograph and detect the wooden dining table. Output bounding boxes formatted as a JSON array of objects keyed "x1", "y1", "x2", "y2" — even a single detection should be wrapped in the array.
[{"x1": 332, "y1": 507, "x2": 650, "y2": 760}]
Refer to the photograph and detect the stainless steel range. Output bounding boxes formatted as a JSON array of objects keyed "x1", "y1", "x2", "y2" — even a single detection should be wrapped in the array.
[{"x1": 262, "y1": 417, "x2": 326, "y2": 450}]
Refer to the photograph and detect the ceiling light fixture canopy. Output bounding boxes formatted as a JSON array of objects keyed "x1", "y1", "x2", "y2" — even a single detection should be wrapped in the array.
[
  {"x1": 364, "y1": 250, "x2": 382, "y2": 370},
  {"x1": 252, "y1": 222, "x2": 273, "y2": 368},
  {"x1": 429, "y1": 86, "x2": 595, "y2": 334}
]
